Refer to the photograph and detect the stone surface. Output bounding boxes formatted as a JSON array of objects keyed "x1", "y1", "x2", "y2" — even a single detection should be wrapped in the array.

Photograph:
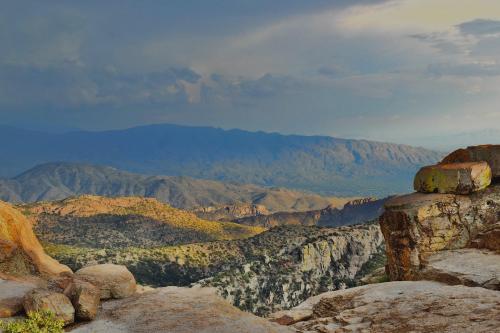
[
  {"x1": 471, "y1": 222, "x2": 500, "y2": 251},
  {"x1": 414, "y1": 162, "x2": 491, "y2": 194},
  {"x1": 23, "y1": 289, "x2": 75, "y2": 324},
  {"x1": 274, "y1": 281, "x2": 500, "y2": 333},
  {"x1": 420, "y1": 249, "x2": 500, "y2": 290},
  {"x1": 0, "y1": 200, "x2": 72, "y2": 277},
  {"x1": 75, "y1": 264, "x2": 136, "y2": 300},
  {"x1": 442, "y1": 144, "x2": 500, "y2": 178},
  {"x1": 70, "y1": 286, "x2": 293, "y2": 333},
  {"x1": 0, "y1": 279, "x2": 37, "y2": 317},
  {"x1": 64, "y1": 279, "x2": 100, "y2": 321},
  {"x1": 380, "y1": 184, "x2": 500, "y2": 280}
]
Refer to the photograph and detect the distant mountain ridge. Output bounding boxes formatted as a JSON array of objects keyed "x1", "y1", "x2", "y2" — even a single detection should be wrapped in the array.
[
  {"x1": 0, "y1": 162, "x2": 346, "y2": 212},
  {"x1": 0, "y1": 124, "x2": 442, "y2": 196}
]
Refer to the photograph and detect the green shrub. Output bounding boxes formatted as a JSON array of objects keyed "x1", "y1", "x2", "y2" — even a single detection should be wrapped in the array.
[{"x1": 0, "y1": 310, "x2": 64, "y2": 333}]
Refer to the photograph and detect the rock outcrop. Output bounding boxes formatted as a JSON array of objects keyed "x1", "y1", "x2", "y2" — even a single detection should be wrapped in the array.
[
  {"x1": 0, "y1": 200, "x2": 71, "y2": 277},
  {"x1": 75, "y1": 264, "x2": 136, "y2": 300},
  {"x1": 442, "y1": 144, "x2": 500, "y2": 178},
  {"x1": 270, "y1": 281, "x2": 500, "y2": 333},
  {"x1": 64, "y1": 279, "x2": 101, "y2": 321},
  {"x1": 70, "y1": 287, "x2": 294, "y2": 333},
  {"x1": 380, "y1": 184, "x2": 499, "y2": 280},
  {"x1": 414, "y1": 162, "x2": 491, "y2": 194}
]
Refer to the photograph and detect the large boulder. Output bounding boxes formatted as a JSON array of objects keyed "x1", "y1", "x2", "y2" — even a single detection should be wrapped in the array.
[
  {"x1": 70, "y1": 286, "x2": 293, "y2": 333},
  {"x1": 0, "y1": 200, "x2": 72, "y2": 277},
  {"x1": 270, "y1": 281, "x2": 500, "y2": 333},
  {"x1": 0, "y1": 279, "x2": 38, "y2": 317},
  {"x1": 64, "y1": 279, "x2": 100, "y2": 321},
  {"x1": 414, "y1": 162, "x2": 491, "y2": 194},
  {"x1": 379, "y1": 184, "x2": 500, "y2": 281},
  {"x1": 442, "y1": 144, "x2": 500, "y2": 178},
  {"x1": 75, "y1": 264, "x2": 136, "y2": 300},
  {"x1": 23, "y1": 289, "x2": 75, "y2": 324}
]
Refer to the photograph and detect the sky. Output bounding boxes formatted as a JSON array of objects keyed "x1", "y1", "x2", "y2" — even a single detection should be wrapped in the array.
[{"x1": 1, "y1": 0, "x2": 500, "y2": 149}]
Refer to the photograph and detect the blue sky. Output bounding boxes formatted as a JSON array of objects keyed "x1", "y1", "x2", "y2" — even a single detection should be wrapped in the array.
[{"x1": 1, "y1": 0, "x2": 500, "y2": 148}]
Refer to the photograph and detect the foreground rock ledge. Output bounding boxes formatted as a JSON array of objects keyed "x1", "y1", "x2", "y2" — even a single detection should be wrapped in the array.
[
  {"x1": 270, "y1": 281, "x2": 500, "y2": 333},
  {"x1": 70, "y1": 286, "x2": 293, "y2": 333}
]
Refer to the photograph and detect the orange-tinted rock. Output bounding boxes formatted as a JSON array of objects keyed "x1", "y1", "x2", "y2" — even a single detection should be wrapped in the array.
[
  {"x1": 0, "y1": 201, "x2": 72, "y2": 277},
  {"x1": 414, "y1": 162, "x2": 491, "y2": 194},
  {"x1": 441, "y1": 144, "x2": 500, "y2": 178}
]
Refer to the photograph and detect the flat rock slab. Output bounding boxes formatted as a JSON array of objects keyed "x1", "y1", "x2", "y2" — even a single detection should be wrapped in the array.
[
  {"x1": 442, "y1": 144, "x2": 500, "y2": 178},
  {"x1": 421, "y1": 249, "x2": 500, "y2": 290},
  {"x1": 70, "y1": 287, "x2": 293, "y2": 333},
  {"x1": 414, "y1": 162, "x2": 491, "y2": 194},
  {"x1": 0, "y1": 279, "x2": 37, "y2": 317},
  {"x1": 272, "y1": 281, "x2": 500, "y2": 333}
]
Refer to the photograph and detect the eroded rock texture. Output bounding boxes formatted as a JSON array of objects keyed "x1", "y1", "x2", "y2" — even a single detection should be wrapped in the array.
[{"x1": 379, "y1": 184, "x2": 500, "y2": 280}]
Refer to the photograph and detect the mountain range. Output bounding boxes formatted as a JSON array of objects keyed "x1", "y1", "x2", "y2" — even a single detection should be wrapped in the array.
[
  {"x1": 0, "y1": 162, "x2": 348, "y2": 212},
  {"x1": 0, "y1": 124, "x2": 441, "y2": 196}
]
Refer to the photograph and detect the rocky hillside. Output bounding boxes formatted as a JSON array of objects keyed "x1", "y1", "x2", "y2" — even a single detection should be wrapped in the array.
[
  {"x1": 0, "y1": 124, "x2": 441, "y2": 196},
  {"x1": 21, "y1": 195, "x2": 263, "y2": 248},
  {"x1": 0, "y1": 162, "x2": 349, "y2": 212},
  {"x1": 233, "y1": 198, "x2": 388, "y2": 228},
  {"x1": 45, "y1": 224, "x2": 385, "y2": 315}
]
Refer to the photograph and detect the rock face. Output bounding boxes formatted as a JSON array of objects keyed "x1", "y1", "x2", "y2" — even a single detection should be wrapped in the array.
[
  {"x1": 0, "y1": 279, "x2": 37, "y2": 317},
  {"x1": 379, "y1": 184, "x2": 499, "y2": 280},
  {"x1": 0, "y1": 200, "x2": 71, "y2": 277},
  {"x1": 442, "y1": 144, "x2": 500, "y2": 178},
  {"x1": 414, "y1": 162, "x2": 491, "y2": 194},
  {"x1": 471, "y1": 222, "x2": 500, "y2": 251},
  {"x1": 23, "y1": 289, "x2": 75, "y2": 324},
  {"x1": 271, "y1": 281, "x2": 500, "y2": 333},
  {"x1": 70, "y1": 286, "x2": 293, "y2": 333},
  {"x1": 64, "y1": 279, "x2": 100, "y2": 321},
  {"x1": 75, "y1": 264, "x2": 136, "y2": 300},
  {"x1": 420, "y1": 249, "x2": 499, "y2": 290}
]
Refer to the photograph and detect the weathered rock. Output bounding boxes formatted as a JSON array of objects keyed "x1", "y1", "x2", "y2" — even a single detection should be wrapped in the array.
[
  {"x1": 380, "y1": 184, "x2": 500, "y2": 280},
  {"x1": 23, "y1": 289, "x2": 75, "y2": 324},
  {"x1": 420, "y1": 249, "x2": 500, "y2": 290},
  {"x1": 414, "y1": 162, "x2": 491, "y2": 194},
  {"x1": 64, "y1": 279, "x2": 100, "y2": 321},
  {"x1": 70, "y1": 286, "x2": 293, "y2": 333},
  {"x1": 0, "y1": 200, "x2": 72, "y2": 277},
  {"x1": 471, "y1": 222, "x2": 500, "y2": 251},
  {"x1": 0, "y1": 279, "x2": 37, "y2": 317},
  {"x1": 75, "y1": 264, "x2": 136, "y2": 300},
  {"x1": 442, "y1": 144, "x2": 500, "y2": 178},
  {"x1": 274, "y1": 281, "x2": 500, "y2": 333}
]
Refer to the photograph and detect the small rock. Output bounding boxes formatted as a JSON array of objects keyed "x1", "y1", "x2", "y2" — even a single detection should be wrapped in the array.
[
  {"x1": 23, "y1": 289, "x2": 74, "y2": 324},
  {"x1": 64, "y1": 279, "x2": 100, "y2": 321},
  {"x1": 441, "y1": 145, "x2": 500, "y2": 178},
  {"x1": 269, "y1": 309, "x2": 313, "y2": 325},
  {"x1": 75, "y1": 264, "x2": 136, "y2": 300},
  {"x1": 0, "y1": 279, "x2": 37, "y2": 317},
  {"x1": 414, "y1": 162, "x2": 491, "y2": 194}
]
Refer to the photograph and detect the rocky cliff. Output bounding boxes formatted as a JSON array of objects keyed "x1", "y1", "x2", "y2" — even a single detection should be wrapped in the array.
[{"x1": 270, "y1": 145, "x2": 500, "y2": 332}]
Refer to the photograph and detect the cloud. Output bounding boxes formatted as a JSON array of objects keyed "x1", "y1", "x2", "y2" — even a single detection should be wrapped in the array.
[{"x1": 457, "y1": 19, "x2": 500, "y2": 36}]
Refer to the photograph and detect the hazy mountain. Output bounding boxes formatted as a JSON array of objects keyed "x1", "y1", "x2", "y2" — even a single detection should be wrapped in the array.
[
  {"x1": 0, "y1": 162, "x2": 345, "y2": 212},
  {"x1": 0, "y1": 124, "x2": 441, "y2": 196}
]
